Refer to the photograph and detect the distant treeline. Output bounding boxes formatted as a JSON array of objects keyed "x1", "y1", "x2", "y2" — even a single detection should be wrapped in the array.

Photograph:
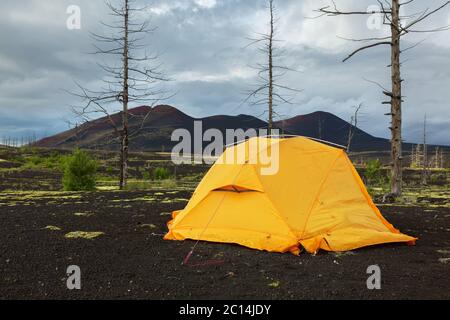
[{"x1": 1, "y1": 135, "x2": 39, "y2": 147}]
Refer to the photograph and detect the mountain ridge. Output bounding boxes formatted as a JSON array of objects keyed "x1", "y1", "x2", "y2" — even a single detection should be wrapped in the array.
[{"x1": 34, "y1": 105, "x2": 449, "y2": 152}]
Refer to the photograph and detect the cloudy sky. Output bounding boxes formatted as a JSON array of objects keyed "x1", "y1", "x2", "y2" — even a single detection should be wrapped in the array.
[{"x1": 1, "y1": 0, "x2": 450, "y2": 144}]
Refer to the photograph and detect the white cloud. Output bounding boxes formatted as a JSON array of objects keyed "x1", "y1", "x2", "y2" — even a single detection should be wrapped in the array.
[
  {"x1": 149, "y1": 3, "x2": 176, "y2": 16},
  {"x1": 147, "y1": 0, "x2": 217, "y2": 16},
  {"x1": 148, "y1": 2, "x2": 191, "y2": 16},
  {"x1": 194, "y1": 0, "x2": 217, "y2": 9},
  {"x1": 5, "y1": 0, "x2": 67, "y2": 27},
  {"x1": 175, "y1": 66, "x2": 254, "y2": 83}
]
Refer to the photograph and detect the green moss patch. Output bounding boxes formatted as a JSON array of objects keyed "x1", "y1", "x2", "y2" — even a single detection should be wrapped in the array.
[
  {"x1": 44, "y1": 225, "x2": 62, "y2": 231},
  {"x1": 140, "y1": 224, "x2": 157, "y2": 229},
  {"x1": 333, "y1": 251, "x2": 356, "y2": 258},
  {"x1": 74, "y1": 212, "x2": 93, "y2": 217},
  {"x1": 64, "y1": 231, "x2": 105, "y2": 240},
  {"x1": 268, "y1": 281, "x2": 280, "y2": 288}
]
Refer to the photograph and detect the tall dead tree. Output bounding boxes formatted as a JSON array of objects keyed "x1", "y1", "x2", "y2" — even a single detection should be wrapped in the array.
[
  {"x1": 412, "y1": 143, "x2": 424, "y2": 168},
  {"x1": 434, "y1": 147, "x2": 441, "y2": 169},
  {"x1": 245, "y1": 0, "x2": 300, "y2": 132},
  {"x1": 71, "y1": 0, "x2": 168, "y2": 189},
  {"x1": 317, "y1": 0, "x2": 450, "y2": 196},
  {"x1": 318, "y1": 113, "x2": 323, "y2": 140},
  {"x1": 422, "y1": 113, "x2": 428, "y2": 184},
  {"x1": 347, "y1": 103, "x2": 363, "y2": 152}
]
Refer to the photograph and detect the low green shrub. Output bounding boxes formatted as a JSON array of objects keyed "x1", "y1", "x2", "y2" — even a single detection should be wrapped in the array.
[
  {"x1": 105, "y1": 165, "x2": 114, "y2": 175},
  {"x1": 154, "y1": 167, "x2": 170, "y2": 180},
  {"x1": 429, "y1": 173, "x2": 447, "y2": 185},
  {"x1": 142, "y1": 170, "x2": 151, "y2": 181},
  {"x1": 365, "y1": 159, "x2": 383, "y2": 184},
  {"x1": 62, "y1": 149, "x2": 98, "y2": 191},
  {"x1": 23, "y1": 152, "x2": 65, "y2": 170},
  {"x1": 365, "y1": 159, "x2": 389, "y2": 195}
]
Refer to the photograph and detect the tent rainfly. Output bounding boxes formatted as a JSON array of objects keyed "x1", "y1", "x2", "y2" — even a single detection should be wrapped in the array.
[{"x1": 164, "y1": 137, "x2": 416, "y2": 254}]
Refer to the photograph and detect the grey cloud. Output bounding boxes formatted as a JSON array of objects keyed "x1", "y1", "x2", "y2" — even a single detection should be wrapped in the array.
[{"x1": 0, "y1": 0, "x2": 449, "y2": 145}]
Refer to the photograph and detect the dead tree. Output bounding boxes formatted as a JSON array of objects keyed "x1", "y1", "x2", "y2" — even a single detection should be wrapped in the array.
[
  {"x1": 318, "y1": 113, "x2": 323, "y2": 140},
  {"x1": 347, "y1": 103, "x2": 363, "y2": 152},
  {"x1": 245, "y1": 0, "x2": 301, "y2": 132},
  {"x1": 316, "y1": 0, "x2": 450, "y2": 196},
  {"x1": 434, "y1": 147, "x2": 440, "y2": 169},
  {"x1": 411, "y1": 144, "x2": 419, "y2": 168},
  {"x1": 412, "y1": 144, "x2": 424, "y2": 168},
  {"x1": 70, "y1": 0, "x2": 169, "y2": 189},
  {"x1": 434, "y1": 147, "x2": 438, "y2": 169},
  {"x1": 422, "y1": 113, "x2": 428, "y2": 184}
]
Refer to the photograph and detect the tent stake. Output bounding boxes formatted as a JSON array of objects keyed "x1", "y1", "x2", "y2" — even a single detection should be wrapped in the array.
[{"x1": 182, "y1": 250, "x2": 194, "y2": 266}]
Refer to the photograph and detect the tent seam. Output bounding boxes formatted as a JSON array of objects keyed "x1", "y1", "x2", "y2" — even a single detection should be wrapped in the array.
[
  {"x1": 175, "y1": 161, "x2": 250, "y2": 227},
  {"x1": 299, "y1": 150, "x2": 344, "y2": 240},
  {"x1": 343, "y1": 154, "x2": 402, "y2": 234},
  {"x1": 249, "y1": 163, "x2": 299, "y2": 241}
]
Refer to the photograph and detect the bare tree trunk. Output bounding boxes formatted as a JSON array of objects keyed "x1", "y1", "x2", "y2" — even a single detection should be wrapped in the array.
[
  {"x1": 268, "y1": 0, "x2": 274, "y2": 133},
  {"x1": 347, "y1": 103, "x2": 362, "y2": 153},
  {"x1": 119, "y1": 134, "x2": 124, "y2": 187},
  {"x1": 120, "y1": 0, "x2": 129, "y2": 190},
  {"x1": 421, "y1": 114, "x2": 428, "y2": 184},
  {"x1": 390, "y1": 0, "x2": 403, "y2": 195},
  {"x1": 435, "y1": 147, "x2": 439, "y2": 169},
  {"x1": 318, "y1": 114, "x2": 322, "y2": 140}
]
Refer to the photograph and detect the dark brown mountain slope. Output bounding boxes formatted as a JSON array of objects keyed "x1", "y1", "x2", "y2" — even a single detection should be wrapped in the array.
[
  {"x1": 34, "y1": 105, "x2": 448, "y2": 152},
  {"x1": 274, "y1": 111, "x2": 391, "y2": 151}
]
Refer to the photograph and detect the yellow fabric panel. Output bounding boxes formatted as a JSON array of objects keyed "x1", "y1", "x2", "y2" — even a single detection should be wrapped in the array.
[
  {"x1": 344, "y1": 154, "x2": 404, "y2": 234},
  {"x1": 183, "y1": 163, "x2": 264, "y2": 213},
  {"x1": 299, "y1": 152, "x2": 416, "y2": 252},
  {"x1": 256, "y1": 138, "x2": 340, "y2": 235},
  {"x1": 300, "y1": 228, "x2": 415, "y2": 254},
  {"x1": 164, "y1": 191, "x2": 300, "y2": 254}
]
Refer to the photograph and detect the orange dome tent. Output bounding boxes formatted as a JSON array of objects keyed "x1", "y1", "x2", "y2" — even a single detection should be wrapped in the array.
[{"x1": 164, "y1": 137, "x2": 416, "y2": 254}]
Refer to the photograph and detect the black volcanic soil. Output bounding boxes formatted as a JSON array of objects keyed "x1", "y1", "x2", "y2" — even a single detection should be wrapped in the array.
[
  {"x1": 0, "y1": 169, "x2": 63, "y2": 191},
  {"x1": 1, "y1": 190, "x2": 449, "y2": 300}
]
